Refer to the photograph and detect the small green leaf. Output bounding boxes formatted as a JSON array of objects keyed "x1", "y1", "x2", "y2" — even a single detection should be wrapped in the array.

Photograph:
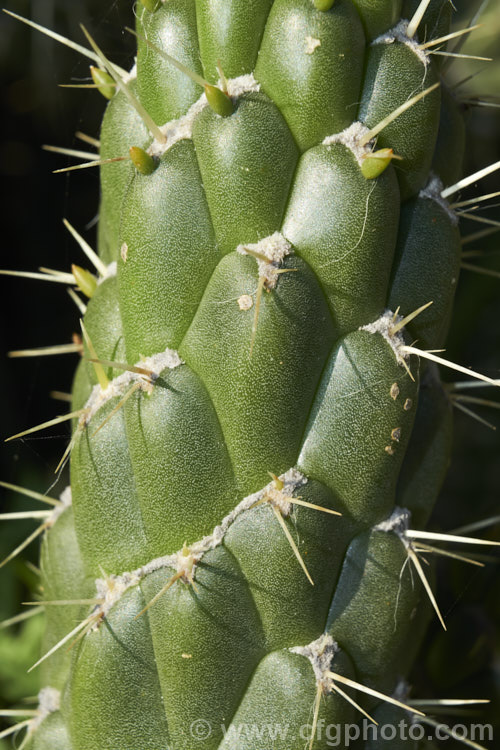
[
  {"x1": 313, "y1": 0, "x2": 336, "y2": 11},
  {"x1": 129, "y1": 146, "x2": 158, "y2": 176},
  {"x1": 204, "y1": 85, "x2": 234, "y2": 117},
  {"x1": 361, "y1": 148, "x2": 400, "y2": 180},
  {"x1": 90, "y1": 66, "x2": 115, "y2": 100},
  {"x1": 71, "y1": 265, "x2": 97, "y2": 298}
]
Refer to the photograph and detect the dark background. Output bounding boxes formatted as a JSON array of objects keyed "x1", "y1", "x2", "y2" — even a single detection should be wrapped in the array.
[{"x1": 0, "y1": 0, "x2": 499, "y2": 744}]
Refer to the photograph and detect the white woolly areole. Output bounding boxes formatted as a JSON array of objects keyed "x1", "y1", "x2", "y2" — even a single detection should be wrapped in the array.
[
  {"x1": 290, "y1": 634, "x2": 338, "y2": 693},
  {"x1": 375, "y1": 507, "x2": 411, "y2": 546},
  {"x1": 237, "y1": 232, "x2": 292, "y2": 288},
  {"x1": 30, "y1": 687, "x2": 60, "y2": 732},
  {"x1": 148, "y1": 74, "x2": 260, "y2": 157},
  {"x1": 420, "y1": 175, "x2": 458, "y2": 225},
  {"x1": 93, "y1": 571, "x2": 141, "y2": 625},
  {"x1": 225, "y1": 73, "x2": 260, "y2": 98},
  {"x1": 148, "y1": 94, "x2": 207, "y2": 157},
  {"x1": 393, "y1": 679, "x2": 411, "y2": 703},
  {"x1": 59, "y1": 485, "x2": 72, "y2": 507},
  {"x1": 323, "y1": 122, "x2": 373, "y2": 165},
  {"x1": 83, "y1": 347, "x2": 183, "y2": 424},
  {"x1": 47, "y1": 486, "x2": 72, "y2": 528},
  {"x1": 122, "y1": 61, "x2": 137, "y2": 84},
  {"x1": 91, "y1": 469, "x2": 307, "y2": 624},
  {"x1": 305, "y1": 36, "x2": 321, "y2": 54},
  {"x1": 373, "y1": 20, "x2": 429, "y2": 67},
  {"x1": 360, "y1": 309, "x2": 409, "y2": 365},
  {"x1": 98, "y1": 261, "x2": 117, "y2": 284}
]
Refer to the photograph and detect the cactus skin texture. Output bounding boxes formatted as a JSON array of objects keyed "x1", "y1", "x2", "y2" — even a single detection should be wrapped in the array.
[{"x1": 4, "y1": 1, "x2": 498, "y2": 749}]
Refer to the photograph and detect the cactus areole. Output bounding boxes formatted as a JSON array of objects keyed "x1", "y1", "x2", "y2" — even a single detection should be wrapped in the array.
[{"x1": 2, "y1": 1, "x2": 500, "y2": 749}]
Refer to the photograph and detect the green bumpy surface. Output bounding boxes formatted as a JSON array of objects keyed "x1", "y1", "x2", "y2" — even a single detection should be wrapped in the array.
[{"x1": 29, "y1": 1, "x2": 466, "y2": 748}]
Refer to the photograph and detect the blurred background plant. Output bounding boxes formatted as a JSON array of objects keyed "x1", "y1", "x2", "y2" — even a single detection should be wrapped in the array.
[{"x1": 0, "y1": 0, "x2": 499, "y2": 747}]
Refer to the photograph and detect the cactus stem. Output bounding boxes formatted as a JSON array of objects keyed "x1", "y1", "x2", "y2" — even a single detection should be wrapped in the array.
[
  {"x1": 0, "y1": 481, "x2": 59, "y2": 507},
  {"x1": 4, "y1": 410, "x2": 87, "y2": 444},
  {"x1": 140, "y1": 0, "x2": 162, "y2": 11},
  {"x1": 80, "y1": 322, "x2": 109, "y2": 390},
  {"x1": 406, "y1": 0, "x2": 434, "y2": 39},
  {"x1": 52, "y1": 155, "x2": 128, "y2": 174},
  {"x1": 135, "y1": 571, "x2": 190, "y2": 620},
  {"x1": 0, "y1": 269, "x2": 74, "y2": 284},
  {"x1": 67, "y1": 288, "x2": 88, "y2": 315},
  {"x1": 389, "y1": 300, "x2": 433, "y2": 336},
  {"x1": 80, "y1": 25, "x2": 166, "y2": 144},
  {"x1": 250, "y1": 276, "x2": 266, "y2": 357},
  {"x1": 127, "y1": 27, "x2": 233, "y2": 117},
  {"x1": 358, "y1": 83, "x2": 440, "y2": 147},
  {"x1": 63, "y1": 219, "x2": 107, "y2": 277},
  {"x1": 240, "y1": 235, "x2": 293, "y2": 355},
  {"x1": 42, "y1": 145, "x2": 99, "y2": 161},
  {"x1": 266, "y1": 473, "x2": 341, "y2": 516},
  {"x1": 125, "y1": 27, "x2": 207, "y2": 88},
  {"x1": 271, "y1": 504, "x2": 314, "y2": 585},
  {"x1": 75, "y1": 132, "x2": 100, "y2": 148},
  {"x1": 91, "y1": 382, "x2": 143, "y2": 438},
  {"x1": 399, "y1": 346, "x2": 500, "y2": 388},
  {"x1": 326, "y1": 671, "x2": 425, "y2": 717},
  {"x1": 136, "y1": 545, "x2": 198, "y2": 620},
  {"x1": 418, "y1": 24, "x2": 483, "y2": 51}
]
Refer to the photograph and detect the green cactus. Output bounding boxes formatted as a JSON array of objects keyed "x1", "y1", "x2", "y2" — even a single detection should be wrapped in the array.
[{"x1": 1, "y1": 1, "x2": 500, "y2": 748}]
